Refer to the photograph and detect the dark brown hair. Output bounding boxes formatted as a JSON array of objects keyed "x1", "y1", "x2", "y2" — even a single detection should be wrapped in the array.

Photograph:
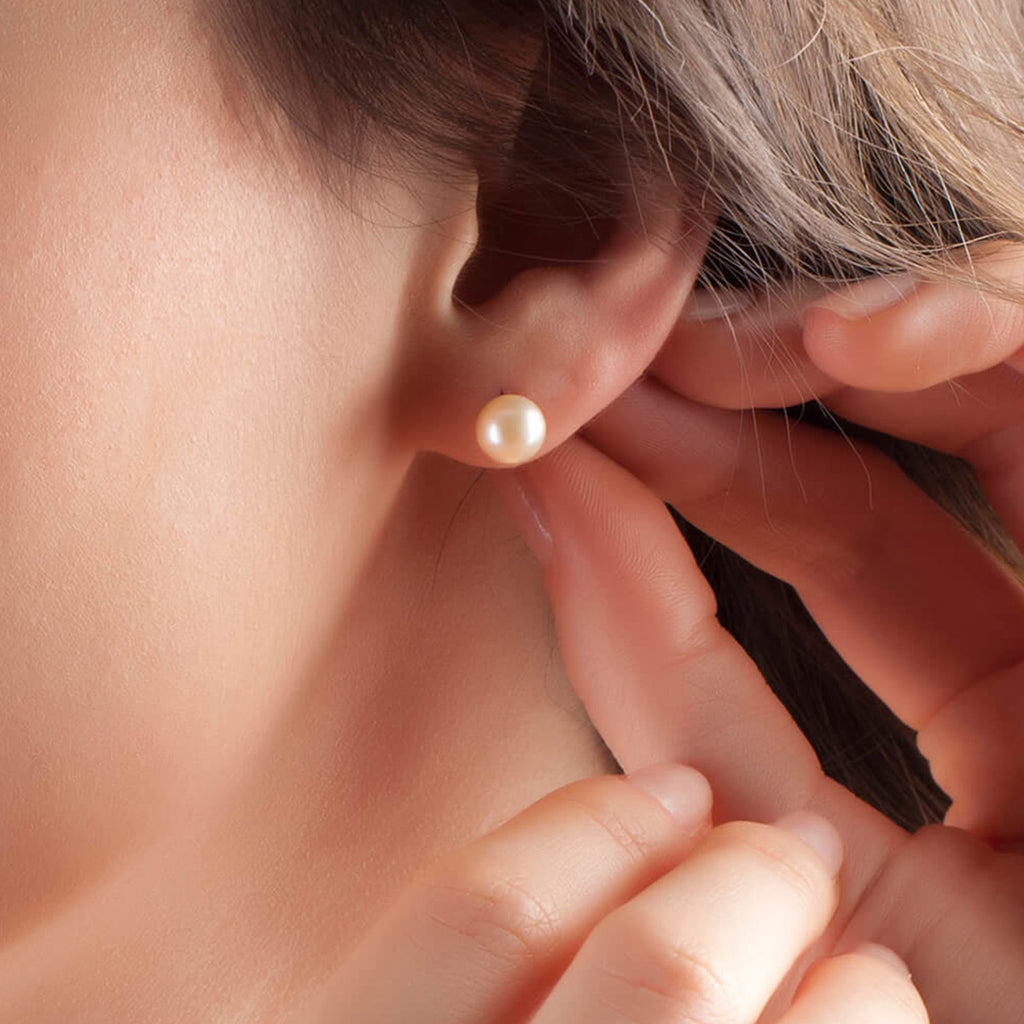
[{"x1": 202, "y1": 0, "x2": 1024, "y2": 830}]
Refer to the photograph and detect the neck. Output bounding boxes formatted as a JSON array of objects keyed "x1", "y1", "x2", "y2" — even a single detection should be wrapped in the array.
[{"x1": 1, "y1": 452, "x2": 616, "y2": 1023}]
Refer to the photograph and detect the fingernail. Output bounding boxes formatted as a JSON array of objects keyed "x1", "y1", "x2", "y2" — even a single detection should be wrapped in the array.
[
  {"x1": 493, "y1": 469, "x2": 553, "y2": 566},
  {"x1": 683, "y1": 286, "x2": 757, "y2": 322},
  {"x1": 806, "y1": 273, "x2": 919, "y2": 321},
  {"x1": 772, "y1": 811, "x2": 844, "y2": 875},
  {"x1": 626, "y1": 763, "x2": 713, "y2": 829},
  {"x1": 853, "y1": 942, "x2": 912, "y2": 979}
]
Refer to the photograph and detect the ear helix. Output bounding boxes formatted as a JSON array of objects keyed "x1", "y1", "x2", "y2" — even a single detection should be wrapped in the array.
[{"x1": 475, "y1": 394, "x2": 547, "y2": 466}]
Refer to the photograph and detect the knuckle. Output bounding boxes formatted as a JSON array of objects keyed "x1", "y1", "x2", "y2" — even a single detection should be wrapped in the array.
[
  {"x1": 589, "y1": 913, "x2": 737, "y2": 1021},
  {"x1": 562, "y1": 783, "x2": 665, "y2": 865},
  {"x1": 714, "y1": 821, "x2": 828, "y2": 904},
  {"x1": 647, "y1": 624, "x2": 724, "y2": 684},
  {"x1": 408, "y1": 858, "x2": 560, "y2": 966}
]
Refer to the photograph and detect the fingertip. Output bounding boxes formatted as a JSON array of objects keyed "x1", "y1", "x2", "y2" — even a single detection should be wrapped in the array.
[
  {"x1": 625, "y1": 763, "x2": 713, "y2": 831},
  {"x1": 772, "y1": 811, "x2": 844, "y2": 877},
  {"x1": 804, "y1": 273, "x2": 920, "y2": 322},
  {"x1": 851, "y1": 942, "x2": 913, "y2": 979},
  {"x1": 801, "y1": 302, "x2": 907, "y2": 391},
  {"x1": 803, "y1": 270, "x2": 1024, "y2": 392},
  {"x1": 801, "y1": 304, "x2": 864, "y2": 383}
]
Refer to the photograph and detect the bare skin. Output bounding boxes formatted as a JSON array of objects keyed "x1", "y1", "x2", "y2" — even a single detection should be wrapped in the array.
[
  {"x1": 0, "y1": 3, "x2": 631, "y2": 1018},
  {"x1": 1, "y1": 3, "x2": 1019, "y2": 1023}
]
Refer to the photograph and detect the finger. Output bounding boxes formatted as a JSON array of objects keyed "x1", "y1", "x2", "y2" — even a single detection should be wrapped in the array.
[
  {"x1": 829, "y1": 822, "x2": 1024, "y2": 1024},
  {"x1": 808, "y1": 365, "x2": 1024, "y2": 553},
  {"x1": 313, "y1": 766, "x2": 712, "y2": 1024},
  {"x1": 810, "y1": 363, "x2": 1024, "y2": 461},
  {"x1": 799, "y1": 250, "x2": 1024, "y2": 548},
  {"x1": 531, "y1": 814, "x2": 841, "y2": 1024},
  {"x1": 776, "y1": 945, "x2": 927, "y2": 1024},
  {"x1": 662, "y1": 244, "x2": 1024, "y2": 412},
  {"x1": 661, "y1": 254, "x2": 1024, "y2": 471},
  {"x1": 655, "y1": 284, "x2": 842, "y2": 410},
  {"x1": 803, "y1": 244, "x2": 1024, "y2": 393},
  {"x1": 658, "y1": 309, "x2": 1024, "y2": 497},
  {"x1": 580, "y1": 377, "x2": 1024, "y2": 839},
  {"x1": 664, "y1": 289, "x2": 1024, "y2": 552},
  {"x1": 674, "y1": 267, "x2": 1024, "y2": 589},
  {"x1": 513, "y1": 433, "x2": 824, "y2": 820}
]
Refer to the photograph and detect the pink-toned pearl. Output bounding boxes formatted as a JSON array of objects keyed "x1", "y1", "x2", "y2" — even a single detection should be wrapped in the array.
[{"x1": 475, "y1": 394, "x2": 547, "y2": 466}]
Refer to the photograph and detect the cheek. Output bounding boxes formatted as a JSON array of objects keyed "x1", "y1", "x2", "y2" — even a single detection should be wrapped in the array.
[{"x1": 0, "y1": 1, "x2": 400, "y2": 935}]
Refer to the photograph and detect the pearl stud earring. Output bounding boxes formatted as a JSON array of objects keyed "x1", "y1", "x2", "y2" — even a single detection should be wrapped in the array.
[{"x1": 475, "y1": 394, "x2": 547, "y2": 466}]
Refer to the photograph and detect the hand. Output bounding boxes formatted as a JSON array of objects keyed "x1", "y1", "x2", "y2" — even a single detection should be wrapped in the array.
[
  {"x1": 626, "y1": 240, "x2": 1024, "y2": 841},
  {"x1": 499, "y1": 261, "x2": 1024, "y2": 1023},
  {"x1": 311, "y1": 762, "x2": 924, "y2": 1023}
]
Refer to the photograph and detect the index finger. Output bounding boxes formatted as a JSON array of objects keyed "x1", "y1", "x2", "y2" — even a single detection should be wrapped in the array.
[{"x1": 802, "y1": 242, "x2": 1024, "y2": 392}]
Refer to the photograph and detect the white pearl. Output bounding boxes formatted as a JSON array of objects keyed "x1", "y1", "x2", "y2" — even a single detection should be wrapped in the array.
[{"x1": 475, "y1": 394, "x2": 547, "y2": 466}]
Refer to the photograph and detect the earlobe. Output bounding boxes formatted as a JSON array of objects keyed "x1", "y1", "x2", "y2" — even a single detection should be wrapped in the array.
[{"x1": 392, "y1": 175, "x2": 713, "y2": 471}]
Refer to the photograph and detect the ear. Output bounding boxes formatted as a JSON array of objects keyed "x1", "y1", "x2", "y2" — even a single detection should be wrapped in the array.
[{"x1": 390, "y1": 170, "x2": 712, "y2": 469}]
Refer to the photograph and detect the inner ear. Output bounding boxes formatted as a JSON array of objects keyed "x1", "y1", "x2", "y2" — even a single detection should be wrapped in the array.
[
  {"x1": 452, "y1": 62, "x2": 622, "y2": 309},
  {"x1": 452, "y1": 175, "x2": 618, "y2": 308}
]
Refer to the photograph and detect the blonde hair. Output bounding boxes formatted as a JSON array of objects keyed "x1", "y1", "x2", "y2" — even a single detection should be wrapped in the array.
[{"x1": 595, "y1": 0, "x2": 1024, "y2": 291}]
